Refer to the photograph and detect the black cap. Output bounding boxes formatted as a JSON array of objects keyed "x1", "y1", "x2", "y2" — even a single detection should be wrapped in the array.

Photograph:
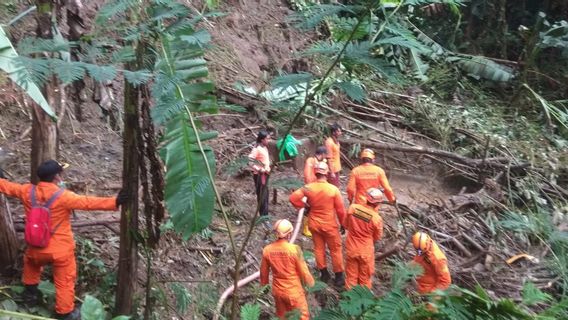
[{"x1": 37, "y1": 160, "x2": 65, "y2": 181}]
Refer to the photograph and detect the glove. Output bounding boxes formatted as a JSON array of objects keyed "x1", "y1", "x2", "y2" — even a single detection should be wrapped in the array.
[
  {"x1": 0, "y1": 168, "x2": 5, "y2": 179},
  {"x1": 116, "y1": 189, "x2": 129, "y2": 207}
]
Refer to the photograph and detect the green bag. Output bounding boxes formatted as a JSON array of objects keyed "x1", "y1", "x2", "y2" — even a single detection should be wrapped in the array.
[{"x1": 276, "y1": 134, "x2": 302, "y2": 161}]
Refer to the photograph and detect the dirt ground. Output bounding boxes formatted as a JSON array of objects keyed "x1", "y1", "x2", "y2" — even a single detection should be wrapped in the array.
[{"x1": 0, "y1": 0, "x2": 544, "y2": 319}]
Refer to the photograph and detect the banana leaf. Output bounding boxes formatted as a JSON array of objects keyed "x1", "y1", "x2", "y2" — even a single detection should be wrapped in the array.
[{"x1": 0, "y1": 26, "x2": 56, "y2": 120}]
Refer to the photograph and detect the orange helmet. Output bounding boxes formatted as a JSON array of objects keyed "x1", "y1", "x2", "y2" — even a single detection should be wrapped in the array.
[
  {"x1": 366, "y1": 188, "x2": 384, "y2": 204},
  {"x1": 360, "y1": 148, "x2": 375, "y2": 160},
  {"x1": 273, "y1": 219, "x2": 294, "y2": 238},
  {"x1": 314, "y1": 162, "x2": 329, "y2": 175},
  {"x1": 412, "y1": 232, "x2": 432, "y2": 255}
]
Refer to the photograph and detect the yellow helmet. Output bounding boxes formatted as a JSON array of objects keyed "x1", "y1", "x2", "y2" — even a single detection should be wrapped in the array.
[
  {"x1": 273, "y1": 219, "x2": 294, "y2": 238},
  {"x1": 360, "y1": 148, "x2": 375, "y2": 160},
  {"x1": 314, "y1": 162, "x2": 329, "y2": 175},
  {"x1": 366, "y1": 188, "x2": 384, "y2": 204},
  {"x1": 412, "y1": 232, "x2": 432, "y2": 255}
]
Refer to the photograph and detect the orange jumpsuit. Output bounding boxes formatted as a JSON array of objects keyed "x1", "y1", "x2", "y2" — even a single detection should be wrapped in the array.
[
  {"x1": 344, "y1": 203, "x2": 383, "y2": 290},
  {"x1": 324, "y1": 137, "x2": 341, "y2": 187},
  {"x1": 412, "y1": 241, "x2": 452, "y2": 294},
  {"x1": 303, "y1": 157, "x2": 324, "y2": 184},
  {"x1": 260, "y1": 239, "x2": 315, "y2": 320},
  {"x1": 0, "y1": 180, "x2": 118, "y2": 314},
  {"x1": 289, "y1": 181, "x2": 346, "y2": 272},
  {"x1": 347, "y1": 163, "x2": 395, "y2": 205}
]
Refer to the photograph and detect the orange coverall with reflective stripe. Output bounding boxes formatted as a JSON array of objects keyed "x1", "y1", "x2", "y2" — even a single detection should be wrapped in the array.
[
  {"x1": 347, "y1": 163, "x2": 395, "y2": 205},
  {"x1": 344, "y1": 203, "x2": 383, "y2": 290},
  {"x1": 289, "y1": 181, "x2": 346, "y2": 272},
  {"x1": 412, "y1": 241, "x2": 452, "y2": 294},
  {"x1": 260, "y1": 239, "x2": 315, "y2": 320},
  {"x1": 303, "y1": 157, "x2": 324, "y2": 184},
  {"x1": 0, "y1": 180, "x2": 118, "y2": 314},
  {"x1": 324, "y1": 137, "x2": 341, "y2": 173}
]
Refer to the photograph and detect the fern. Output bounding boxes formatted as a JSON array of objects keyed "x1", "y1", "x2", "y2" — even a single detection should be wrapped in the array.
[
  {"x1": 339, "y1": 286, "x2": 375, "y2": 317},
  {"x1": 391, "y1": 261, "x2": 423, "y2": 290},
  {"x1": 271, "y1": 72, "x2": 314, "y2": 89},
  {"x1": 180, "y1": 29, "x2": 211, "y2": 48},
  {"x1": 334, "y1": 80, "x2": 366, "y2": 102},
  {"x1": 95, "y1": 0, "x2": 139, "y2": 23},
  {"x1": 111, "y1": 46, "x2": 136, "y2": 63},
  {"x1": 51, "y1": 60, "x2": 85, "y2": 84},
  {"x1": 290, "y1": 4, "x2": 357, "y2": 30},
  {"x1": 240, "y1": 303, "x2": 261, "y2": 320},
  {"x1": 447, "y1": 55, "x2": 515, "y2": 82},
  {"x1": 521, "y1": 282, "x2": 552, "y2": 306},
  {"x1": 122, "y1": 69, "x2": 152, "y2": 86},
  {"x1": 313, "y1": 309, "x2": 348, "y2": 320},
  {"x1": 374, "y1": 289, "x2": 414, "y2": 320},
  {"x1": 170, "y1": 283, "x2": 191, "y2": 315},
  {"x1": 85, "y1": 64, "x2": 118, "y2": 82}
]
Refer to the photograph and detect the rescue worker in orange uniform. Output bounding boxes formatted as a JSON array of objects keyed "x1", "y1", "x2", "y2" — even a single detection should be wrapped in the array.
[
  {"x1": 347, "y1": 148, "x2": 396, "y2": 205},
  {"x1": 249, "y1": 130, "x2": 271, "y2": 217},
  {"x1": 411, "y1": 232, "x2": 452, "y2": 294},
  {"x1": 303, "y1": 146, "x2": 327, "y2": 184},
  {"x1": 301, "y1": 146, "x2": 328, "y2": 237},
  {"x1": 324, "y1": 123, "x2": 342, "y2": 187},
  {"x1": 344, "y1": 188, "x2": 384, "y2": 290},
  {"x1": 289, "y1": 162, "x2": 347, "y2": 287},
  {"x1": 260, "y1": 219, "x2": 315, "y2": 320},
  {"x1": 0, "y1": 160, "x2": 127, "y2": 320}
]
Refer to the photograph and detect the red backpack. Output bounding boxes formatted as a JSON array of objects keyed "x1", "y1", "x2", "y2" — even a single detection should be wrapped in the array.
[{"x1": 25, "y1": 186, "x2": 64, "y2": 248}]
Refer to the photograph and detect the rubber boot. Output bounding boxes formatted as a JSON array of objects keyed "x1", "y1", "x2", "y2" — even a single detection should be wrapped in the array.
[
  {"x1": 22, "y1": 284, "x2": 42, "y2": 307},
  {"x1": 55, "y1": 307, "x2": 81, "y2": 320},
  {"x1": 334, "y1": 272, "x2": 345, "y2": 287},
  {"x1": 301, "y1": 217, "x2": 312, "y2": 238},
  {"x1": 319, "y1": 268, "x2": 331, "y2": 283}
]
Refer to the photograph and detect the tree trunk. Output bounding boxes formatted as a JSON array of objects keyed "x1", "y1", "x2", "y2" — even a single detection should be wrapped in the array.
[
  {"x1": 32, "y1": 0, "x2": 58, "y2": 183},
  {"x1": 114, "y1": 60, "x2": 140, "y2": 316},
  {"x1": 0, "y1": 195, "x2": 18, "y2": 275}
]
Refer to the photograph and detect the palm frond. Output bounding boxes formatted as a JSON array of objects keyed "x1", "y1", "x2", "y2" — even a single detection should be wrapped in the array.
[
  {"x1": 85, "y1": 64, "x2": 118, "y2": 82},
  {"x1": 522, "y1": 282, "x2": 552, "y2": 306},
  {"x1": 111, "y1": 46, "x2": 136, "y2": 63},
  {"x1": 271, "y1": 72, "x2": 314, "y2": 89},
  {"x1": 334, "y1": 80, "x2": 366, "y2": 102},
  {"x1": 0, "y1": 27, "x2": 55, "y2": 119},
  {"x1": 95, "y1": 0, "x2": 139, "y2": 23},
  {"x1": 123, "y1": 69, "x2": 153, "y2": 86},
  {"x1": 373, "y1": 289, "x2": 414, "y2": 320},
  {"x1": 17, "y1": 37, "x2": 72, "y2": 55},
  {"x1": 289, "y1": 4, "x2": 357, "y2": 30},
  {"x1": 51, "y1": 60, "x2": 85, "y2": 84}
]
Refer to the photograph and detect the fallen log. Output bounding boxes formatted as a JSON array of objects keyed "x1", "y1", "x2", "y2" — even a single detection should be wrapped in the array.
[{"x1": 340, "y1": 137, "x2": 530, "y2": 171}]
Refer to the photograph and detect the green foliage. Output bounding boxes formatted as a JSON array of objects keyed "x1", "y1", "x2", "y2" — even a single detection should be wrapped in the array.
[
  {"x1": 240, "y1": 303, "x2": 261, "y2": 320},
  {"x1": 339, "y1": 286, "x2": 375, "y2": 317},
  {"x1": 170, "y1": 283, "x2": 191, "y2": 315},
  {"x1": 521, "y1": 282, "x2": 552, "y2": 306},
  {"x1": 81, "y1": 295, "x2": 130, "y2": 320},
  {"x1": 391, "y1": 261, "x2": 423, "y2": 289},
  {"x1": 95, "y1": 0, "x2": 221, "y2": 239},
  {"x1": 0, "y1": 26, "x2": 56, "y2": 120},
  {"x1": 373, "y1": 290, "x2": 414, "y2": 320}
]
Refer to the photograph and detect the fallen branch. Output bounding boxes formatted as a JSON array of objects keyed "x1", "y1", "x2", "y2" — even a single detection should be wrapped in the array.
[{"x1": 340, "y1": 137, "x2": 530, "y2": 171}]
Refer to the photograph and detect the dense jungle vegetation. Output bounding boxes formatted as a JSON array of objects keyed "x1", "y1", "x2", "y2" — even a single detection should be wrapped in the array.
[{"x1": 0, "y1": 0, "x2": 567, "y2": 319}]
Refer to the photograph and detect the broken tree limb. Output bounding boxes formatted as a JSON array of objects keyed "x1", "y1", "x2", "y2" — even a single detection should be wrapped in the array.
[{"x1": 340, "y1": 137, "x2": 530, "y2": 171}]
